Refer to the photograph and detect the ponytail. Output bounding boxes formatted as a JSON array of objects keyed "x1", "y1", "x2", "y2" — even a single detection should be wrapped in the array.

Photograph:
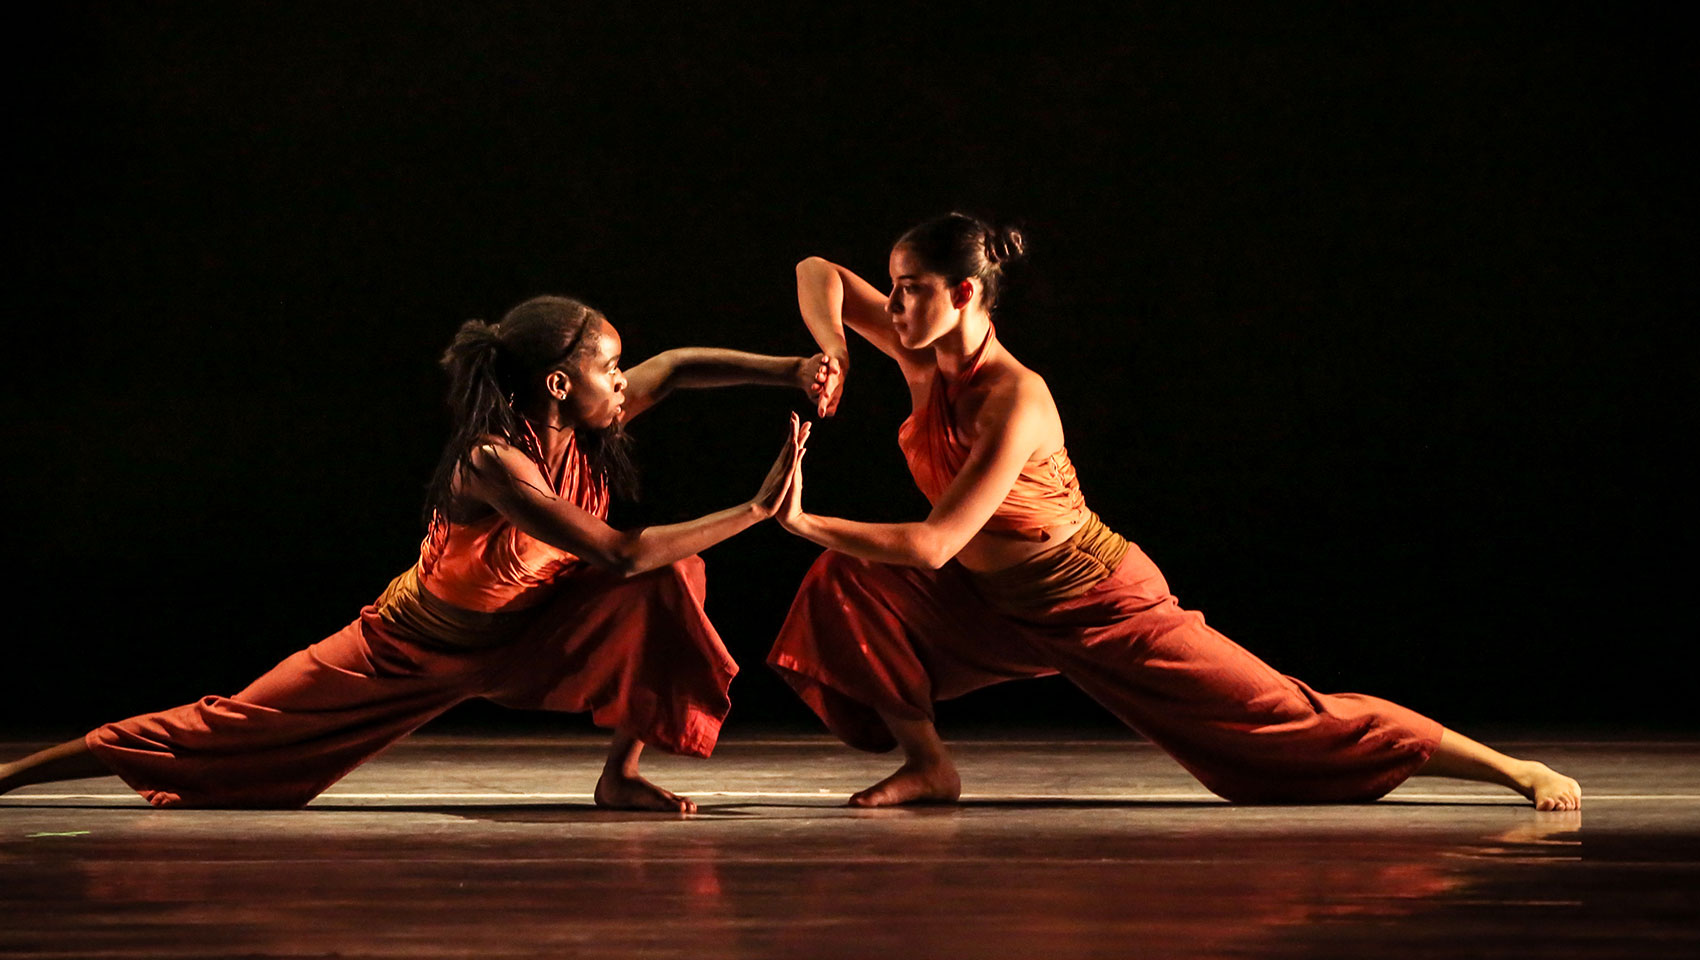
[{"x1": 422, "y1": 319, "x2": 536, "y2": 529}]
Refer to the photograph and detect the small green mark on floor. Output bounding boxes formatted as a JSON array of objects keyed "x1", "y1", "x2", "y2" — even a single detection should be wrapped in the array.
[{"x1": 27, "y1": 831, "x2": 91, "y2": 838}]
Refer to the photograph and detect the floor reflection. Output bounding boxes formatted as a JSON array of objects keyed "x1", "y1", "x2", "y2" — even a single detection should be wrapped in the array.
[{"x1": 0, "y1": 809, "x2": 1623, "y2": 959}]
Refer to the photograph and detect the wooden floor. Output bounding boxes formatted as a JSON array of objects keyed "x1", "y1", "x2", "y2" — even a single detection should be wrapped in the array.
[{"x1": 3, "y1": 732, "x2": 1697, "y2": 959}]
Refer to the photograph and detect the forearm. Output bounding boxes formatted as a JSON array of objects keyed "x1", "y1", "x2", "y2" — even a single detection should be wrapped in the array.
[
  {"x1": 796, "y1": 258, "x2": 851, "y2": 362},
  {"x1": 616, "y1": 502, "x2": 766, "y2": 576},
  {"x1": 662, "y1": 348, "x2": 805, "y2": 390},
  {"x1": 786, "y1": 513, "x2": 947, "y2": 568}
]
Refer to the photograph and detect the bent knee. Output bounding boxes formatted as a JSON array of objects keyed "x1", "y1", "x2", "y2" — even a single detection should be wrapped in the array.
[
  {"x1": 806, "y1": 550, "x2": 879, "y2": 587},
  {"x1": 626, "y1": 555, "x2": 707, "y2": 599}
]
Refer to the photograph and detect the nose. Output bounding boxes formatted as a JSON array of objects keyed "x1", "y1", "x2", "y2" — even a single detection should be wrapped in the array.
[
  {"x1": 614, "y1": 370, "x2": 628, "y2": 392},
  {"x1": 885, "y1": 290, "x2": 902, "y2": 316}
]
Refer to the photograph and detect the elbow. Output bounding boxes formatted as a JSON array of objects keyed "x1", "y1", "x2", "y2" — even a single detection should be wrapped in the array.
[
  {"x1": 591, "y1": 537, "x2": 644, "y2": 578},
  {"x1": 796, "y1": 256, "x2": 829, "y2": 277},
  {"x1": 588, "y1": 552, "x2": 641, "y2": 578},
  {"x1": 911, "y1": 530, "x2": 956, "y2": 570}
]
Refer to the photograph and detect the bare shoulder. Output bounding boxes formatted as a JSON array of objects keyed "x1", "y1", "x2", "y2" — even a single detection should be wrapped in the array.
[
  {"x1": 462, "y1": 436, "x2": 549, "y2": 491},
  {"x1": 973, "y1": 362, "x2": 1060, "y2": 443},
  {"x1": 467, "y1": 436, "x2": 524, "y2": 472}
]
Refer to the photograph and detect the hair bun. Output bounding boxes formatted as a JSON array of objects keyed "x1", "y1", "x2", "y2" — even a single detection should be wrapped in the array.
[{"x1": 985, "y1": 225, "x2": 1027, "y2": 266}]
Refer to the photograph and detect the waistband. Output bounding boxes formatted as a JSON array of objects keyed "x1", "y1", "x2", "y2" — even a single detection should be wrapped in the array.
[
  {"x1": 372, "y1": 565, "x2": 540, "y2": 649},
  {"x1": 963, "y1": 511, "x2": 1130, "y2": 613}
]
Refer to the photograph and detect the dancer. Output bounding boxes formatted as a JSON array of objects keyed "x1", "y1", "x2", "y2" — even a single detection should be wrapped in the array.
[
  {"x1": 768, "y1": 214, "x2": 1580, "y2": 810},
  {"x1": 1, "y1": 295, "x2": 816, "y2": 812}
]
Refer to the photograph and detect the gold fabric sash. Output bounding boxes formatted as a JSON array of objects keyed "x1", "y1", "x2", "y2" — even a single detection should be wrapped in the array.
[
  {"x1": 964, "y1": 512, "x2": 1130, "y2": 613},
  {"x1": 373, "y1": 565, "x2": 539, "y2": 649}
]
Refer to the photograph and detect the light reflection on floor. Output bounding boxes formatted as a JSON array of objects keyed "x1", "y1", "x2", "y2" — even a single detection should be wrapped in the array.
[{"x1": 3, "y1": 734, "x2": 1696, "y2": 959}]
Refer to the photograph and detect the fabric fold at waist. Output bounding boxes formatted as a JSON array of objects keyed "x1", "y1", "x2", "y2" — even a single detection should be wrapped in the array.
[
  {"x1": 373, "y1": 565, "x2": 540, "y2": 649},
  {"x1": 962, "y1": 512, "x2": 1130, "y2": 613}
]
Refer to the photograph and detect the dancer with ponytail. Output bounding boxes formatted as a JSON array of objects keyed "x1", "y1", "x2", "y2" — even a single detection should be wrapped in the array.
[
  {"x1": 767, "y1": 213, "x2": 1581, "y2": 810},
  {"x1": 1, "y1": 295, "x2": 816, "y2": 812}
]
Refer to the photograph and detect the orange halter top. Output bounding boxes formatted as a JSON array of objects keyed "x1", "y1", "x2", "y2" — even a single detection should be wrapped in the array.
[
  {"x1": 897, "y1": 326, "x2": 1090, "y2": 541},
  {"x1": 413, "y1": 428, "x2": 610, "y2": 614}
]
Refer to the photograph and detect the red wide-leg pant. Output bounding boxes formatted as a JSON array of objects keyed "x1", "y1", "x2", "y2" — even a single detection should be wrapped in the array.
[
  {"x1": 768, "y1": 546, "x2": 1442, "y2": 803},
  {"x1": 86, "y1": 557, "x2": 736, "y2": 809}
]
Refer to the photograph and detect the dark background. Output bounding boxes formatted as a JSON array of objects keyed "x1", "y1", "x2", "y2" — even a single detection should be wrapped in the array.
[{"x1": 10, "y1": 3, "x2": 1691, "y2": 736}]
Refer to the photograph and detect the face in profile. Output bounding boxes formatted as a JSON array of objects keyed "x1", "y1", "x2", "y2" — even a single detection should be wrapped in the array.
[
  {"x1": 887, "y1": 245, "x2": 970, "y2": 350},
  {"x1": 561, "y1": 320, "x2": 628, "y2": 430}
]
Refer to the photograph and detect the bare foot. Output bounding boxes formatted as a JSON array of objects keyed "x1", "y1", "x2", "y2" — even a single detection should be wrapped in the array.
[
  {"x1": 594, "y1": 771, "x2": 696, "y2": 813},
  {"x1": 848, "y1": 760, "x2": 961, "y2": 807},
  {"x1": 1516, "y1": 761, "x2": 1582, "y2": 811}
]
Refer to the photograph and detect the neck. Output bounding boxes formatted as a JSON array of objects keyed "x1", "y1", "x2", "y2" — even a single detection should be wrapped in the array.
[
  {"x1": 932, "y1": 310, "x2": 994, "y2": 380},
  {"x1": 518, "y1": 402, "x2": 576, "y2": 475}
]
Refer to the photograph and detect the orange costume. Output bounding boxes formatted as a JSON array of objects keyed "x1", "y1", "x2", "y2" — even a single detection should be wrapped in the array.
[
  {"x1": 87, "y1": 432, "x2": 737, "y2": 808},
  {"x1": 769, "y1": 330, "x2": 1441, "y2": 802}
]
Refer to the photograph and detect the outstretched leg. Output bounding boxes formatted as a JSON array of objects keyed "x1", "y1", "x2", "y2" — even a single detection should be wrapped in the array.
[
  {"x1": 1414, "y1": 728, "x2": 1581, "y2": 810},
  {"x1": 848, "y1": 711, "x2": 962, "y2": 807},
  {"x1": 0, "y1": 738, "x2": 111, "y2": 795},
  {"x1": 593, "y1": 730, "x2": 697, "y2": 813}
]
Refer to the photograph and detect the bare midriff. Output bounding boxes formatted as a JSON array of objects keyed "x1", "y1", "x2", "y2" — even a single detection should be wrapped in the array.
[{"x1": 955, "y1": 501, "x2": 1087, "y2": 572}]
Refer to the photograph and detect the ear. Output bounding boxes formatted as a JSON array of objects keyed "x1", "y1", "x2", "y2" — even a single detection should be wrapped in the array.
[
  {"x1": 544, "y1": 369, "x2": 572, "y2": 401},
  {"x1": 950, "y1": 279, "x2": 976, "y2": 310}
]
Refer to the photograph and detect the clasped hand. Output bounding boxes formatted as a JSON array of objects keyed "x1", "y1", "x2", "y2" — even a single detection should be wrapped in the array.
[{"x1": 798, "y1": 352, "x2": 846, "y2": 418}]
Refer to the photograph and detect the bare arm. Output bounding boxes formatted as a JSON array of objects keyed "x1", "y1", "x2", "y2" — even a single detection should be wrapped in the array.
[
  {"x1": 462, "y1": 416, "x2": 808, "y2": 576},
  {"x1": 621, "y1": 348, "x2": 833, "y2": 421},
  {"x1": 795, "y1": 256, "x2": 929, "y2": 415},
  {"x1": 777, "y1": 388, "x2": 1045, "y2": 568}
]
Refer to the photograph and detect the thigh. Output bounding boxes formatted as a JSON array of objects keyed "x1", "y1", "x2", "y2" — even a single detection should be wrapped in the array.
[
  {"x1": 233, "y1": 612, "x2": 483, "y2": 711},
  {"x1": 823, "y1": 553, "x2": 1057, "y2": 699}
]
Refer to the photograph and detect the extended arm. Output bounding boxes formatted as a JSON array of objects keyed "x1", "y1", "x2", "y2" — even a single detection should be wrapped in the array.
[
  {"x1": 621, "y1": 347, "x2": 832, "y2": 421},
  {"x1": 462, "y1": 416, "x2": 808, "y2": 576},
  {"x1": 778, "y1": 389, "x2": 1045, "y2": 568}
]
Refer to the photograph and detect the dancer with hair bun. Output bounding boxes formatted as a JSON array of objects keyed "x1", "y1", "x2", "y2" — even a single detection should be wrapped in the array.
[
  {"x1": 768, "y1": 213, "x2": 1580, "y2": 810},
  {"x1": 1, "y1": 295, "x2": 817, "y2": 812}
]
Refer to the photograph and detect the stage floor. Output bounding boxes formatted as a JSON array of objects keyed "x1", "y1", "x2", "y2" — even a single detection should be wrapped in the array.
[{"x1": 3, "y1": 732, "x2": 1697, "y2": 959}]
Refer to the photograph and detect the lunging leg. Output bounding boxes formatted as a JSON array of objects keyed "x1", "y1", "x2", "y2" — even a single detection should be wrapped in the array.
[
  {"x1": 1415, "y1": 728, "x2": 1581, "y2": 810},
  {"x1": 0, "y1": 738, "x2": 110, "y2": 795}
]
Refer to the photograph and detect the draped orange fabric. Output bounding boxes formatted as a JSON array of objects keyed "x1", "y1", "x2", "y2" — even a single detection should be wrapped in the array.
[
  {"x1": 897, "y1": 326, "x2": 1088, "y2": 540},
  {"x1": 415, "y1": 428, "x2": 609, "y2": 613},
  {"x1": 89, "y1": 556, "x2": 737, "y2": 808},
  {"x1": 769, "y1": 546, "x2": 1442, "y2": 804},
  {"x1": 83, "y1": 428, "x2": 739, "y2": 810}
]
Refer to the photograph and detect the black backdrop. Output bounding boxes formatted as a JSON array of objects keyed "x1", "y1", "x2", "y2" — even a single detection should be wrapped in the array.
[{"x1": 10, "y1": 3, "x2": 1691, "y2": 735}]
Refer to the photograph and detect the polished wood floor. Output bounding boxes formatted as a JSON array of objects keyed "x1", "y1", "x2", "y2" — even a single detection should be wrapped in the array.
[{"x1": 3, "y1": 732, "x2": 1697, "y2": 959}]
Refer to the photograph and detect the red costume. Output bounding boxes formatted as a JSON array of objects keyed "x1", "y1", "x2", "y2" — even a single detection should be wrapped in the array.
[
  {"x1": 770, "y1": 330, "x2": 1441, "y2": 803},
  {"x1": 87, "y1": 432, "x2": 737, "y2": 808}
]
